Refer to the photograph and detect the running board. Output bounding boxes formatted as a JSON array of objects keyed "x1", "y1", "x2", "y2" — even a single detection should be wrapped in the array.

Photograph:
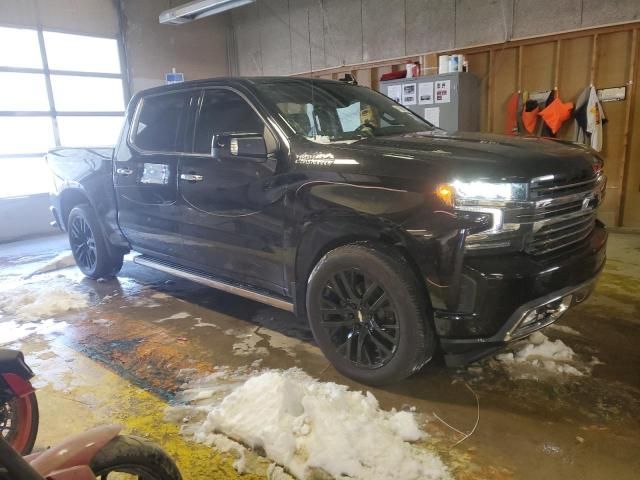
[{"x1": 133, "y1": 255, "x2": 294, "y2": 312}]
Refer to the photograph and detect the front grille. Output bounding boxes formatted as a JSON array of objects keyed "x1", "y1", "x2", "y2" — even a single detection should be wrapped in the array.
[
  {"x1": 529, "y1": 173, "x2": 598, "y2": 199},
  {"x1": 516, "y1": 198, "x2": 584, "y2": 222},
  {"x1": 525, "y1": 211, "x2": 596, "y2": 255},
  {"x1": 523, "y1": 174, "x2": 602, "y2": 256}
]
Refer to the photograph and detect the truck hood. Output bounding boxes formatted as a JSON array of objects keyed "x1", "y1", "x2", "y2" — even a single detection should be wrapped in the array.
[{"x1": 324, "y1": 131, "x2": 600, "y2": 182}]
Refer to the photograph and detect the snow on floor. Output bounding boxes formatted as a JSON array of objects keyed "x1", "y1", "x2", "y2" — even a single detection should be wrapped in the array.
[
  {"x1": 23, "y1": 250, "x2": 75, "y2": 278},
  {"x1": 169, "y1": 368, "x2": 450, "y2": 480},
  {"x1": 0, "y1": 275, "x2": 91, "y2": 320},
  {"x1": 224, "y1": 327, "x2": 270, "y2": 357},
  {"x1": 0, "y1": 318, "x2": 69, "y2": 346},
  {"x1": 154, "y1": 311, "x2": 192, "y2": 323},
  {"x1": 494, "y1": 331, "x2": 591, "y2": 378}
]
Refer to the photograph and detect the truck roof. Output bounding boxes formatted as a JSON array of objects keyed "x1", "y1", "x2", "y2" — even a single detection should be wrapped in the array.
[{"x1": 132, "y1": 76, "x2": 346, "y2": 100}]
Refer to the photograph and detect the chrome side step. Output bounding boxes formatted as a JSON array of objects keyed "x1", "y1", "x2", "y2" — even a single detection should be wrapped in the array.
[{"x1": 133, "y1": 255, "x2": 294, "y2": 312}]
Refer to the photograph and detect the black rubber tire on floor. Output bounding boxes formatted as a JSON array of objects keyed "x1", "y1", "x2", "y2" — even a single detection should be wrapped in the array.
[
  {"x1": 306, "y1": 242, "x2": 436, "y2": 386},
  {"x1": 90, "y1": 435, "x2": 182, "y2": 479},
  {"x1": 68, "y1": 204, "x2": 123, "y2": 279}
]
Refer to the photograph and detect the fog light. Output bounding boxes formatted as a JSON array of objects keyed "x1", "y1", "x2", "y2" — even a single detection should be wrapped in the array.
[{"x1": 520, "y1": 294, "x2": 573, "y2": 328}]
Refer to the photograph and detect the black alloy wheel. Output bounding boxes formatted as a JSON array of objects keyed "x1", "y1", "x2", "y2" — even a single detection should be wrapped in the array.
[
  {"x1": 306, "y1": 242, "x2": 436, "y2": 386},
  {"x1": 69, "y1": 215, "x2": 98, "y2": 272},
  {"x1": 67, "y1": 204, "x2": 124, "y2": 279},
  {"x1": 320, "y1": 269, "x2": 399, "y2": 369}
]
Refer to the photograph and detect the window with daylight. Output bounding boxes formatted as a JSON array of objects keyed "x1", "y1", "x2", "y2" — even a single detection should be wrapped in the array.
[{"x1": 0, "y1": 26, "x2": 127, "y2": 198}]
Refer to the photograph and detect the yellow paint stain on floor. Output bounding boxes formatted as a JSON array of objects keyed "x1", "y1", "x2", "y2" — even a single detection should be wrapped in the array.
[
  {"x1": 26, "y1": 340, "x2": 271, "y2": 480},
  {"x1": 111, "y1": 386, "x2": 264, "y2": 480}
]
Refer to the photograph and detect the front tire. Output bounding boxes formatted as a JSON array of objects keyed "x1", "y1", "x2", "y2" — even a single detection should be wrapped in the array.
[
  {"x1": 91, "y1": 435, "x2": 182, "y2": 479},
  {"x1": 306, "y1": 242, "x2": 436, "y2": 386},
  {"x1": 68, "y1": 204, "x2": 123, "y2": 279}
]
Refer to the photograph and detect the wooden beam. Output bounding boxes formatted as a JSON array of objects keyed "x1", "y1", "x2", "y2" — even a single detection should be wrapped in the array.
[
  {"x1": 589, "y1": 34, "x2": 599, "y2": 86},
  {"x1": 517, "y1": 45, "x2": 523, "y2": 91},
  {"x1": 618, "y1": 28, "x2": 639, "y2": 225},
  {"x1": 488, "y1": 49, "x2": 495, "y2": 131},
  {"x1": 553, "y1": 40, "x2": 561, "y2": 90}
]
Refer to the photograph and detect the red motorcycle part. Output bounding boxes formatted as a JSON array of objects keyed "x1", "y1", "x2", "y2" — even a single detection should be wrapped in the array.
[
  {"x1": 1, "y1": 373, "x2": 37, "y2": 454},
  {"x1": 30, "y1": 424, "x2": 121, "y2": 476},
  {"x1": 2, "y1": 373, "x2": 35, "y2": 397}
]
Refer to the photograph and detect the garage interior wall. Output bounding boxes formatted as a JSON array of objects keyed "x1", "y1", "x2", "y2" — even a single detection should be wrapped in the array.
[
  {"x1": 0, "y1": 0, "x2": 231, "y2": 243},
  {"x1": 233, "y1": 1, "x2": 640, "y2": 228},
  {"x1": 119, "y1": 0, "x2": 231, "y2": 94},
  {"x1": 232, "y1": 0, "x2": 640, "y2": 76}
]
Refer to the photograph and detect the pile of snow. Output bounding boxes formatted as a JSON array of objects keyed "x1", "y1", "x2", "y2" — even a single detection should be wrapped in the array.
[
  {"x1": 171, "y1": 368, "x2": 450, "y2": 480},
  {"x1": 495, "y1": 331, "x2": 585, "y2": 376},
  {"x1": 0, "y1": 276, "x2": 90, "y2": 320}
]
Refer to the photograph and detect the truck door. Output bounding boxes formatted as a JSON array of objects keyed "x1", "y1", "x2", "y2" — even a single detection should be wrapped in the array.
[
  {"x1": 177, "y1": 87, "x2": 286, "y2": 294},
  {"x1": 114, "y1": 90, "x2": 197, "y2": 259}
]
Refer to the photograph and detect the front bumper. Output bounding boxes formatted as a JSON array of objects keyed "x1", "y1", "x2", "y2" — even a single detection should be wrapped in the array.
[{"x1": 436, "y1": 221, "x2": 607, "y2": 366}]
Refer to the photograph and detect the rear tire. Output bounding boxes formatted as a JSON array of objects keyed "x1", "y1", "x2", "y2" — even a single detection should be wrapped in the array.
[
  {"x1": 306, "y1": 242, "x2": 436, "y2": 386},
  {"x1": 91, "y1": 435, "x2": 182, "y2": 479},
  {"x1": 68, "y1": 204, "x2": 123, "y2": 279}
]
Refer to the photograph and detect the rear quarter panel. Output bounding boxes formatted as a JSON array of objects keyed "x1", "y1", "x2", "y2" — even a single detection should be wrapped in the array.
[{"x1": 47, "y1": 147, "x2": 129, "y2": 251}]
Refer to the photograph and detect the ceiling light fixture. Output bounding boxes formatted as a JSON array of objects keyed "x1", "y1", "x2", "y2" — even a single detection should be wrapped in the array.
[{"x1": 159, "y1": 0, "x2": 255, "y2": 25}]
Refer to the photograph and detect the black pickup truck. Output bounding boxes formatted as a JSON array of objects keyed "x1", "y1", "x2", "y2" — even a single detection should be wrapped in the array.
[{"x1": 47, "y1": 77, "x2": 607, "y2": 385}]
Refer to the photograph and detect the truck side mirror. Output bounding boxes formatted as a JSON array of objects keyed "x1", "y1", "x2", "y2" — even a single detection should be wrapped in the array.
[{"x1": 211, "y1": 133, "x2": 267, "y2": 159}]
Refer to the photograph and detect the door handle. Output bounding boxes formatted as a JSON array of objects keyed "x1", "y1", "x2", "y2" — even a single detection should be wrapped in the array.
[
  {"x1": 180, "y1": 173, "x2": 204, "y2": 182},
  {"x1": 116, "y1": 167, "x2": 133, "y2": 176}
]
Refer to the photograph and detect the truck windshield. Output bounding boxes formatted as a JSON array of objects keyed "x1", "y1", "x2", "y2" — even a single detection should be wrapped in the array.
[{"x1": 254, "y1": 80, "x2": 435, "y2": 143}]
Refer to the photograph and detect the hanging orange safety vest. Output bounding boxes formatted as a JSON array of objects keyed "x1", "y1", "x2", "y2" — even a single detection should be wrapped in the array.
[
  {"x1": 539, "y1": 94, "x2": 574, "y2": 135},
  {"x1": 504, "y1": 92, "x2": 519, "y2": 135}
]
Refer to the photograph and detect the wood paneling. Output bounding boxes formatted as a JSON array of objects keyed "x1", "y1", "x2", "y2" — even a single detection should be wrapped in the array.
[
  {"x1": 594, "y1": 31, "x2": 634, "y2": 225},
  {"x1": 466, "y1": 52, "x2": 490, "y2": 132},
  {"x1": 622, "y1": 30, "x2": 640, "y2": 226},
  {"x1": 491, "y1": 48, "x2": 518, "y2": 134},
  {"x1": 556, "y1": 36, "x2": 594, "y2": 141},
  {"x1": 521, "y1": 43, "x2": 555, "y2": 92}
]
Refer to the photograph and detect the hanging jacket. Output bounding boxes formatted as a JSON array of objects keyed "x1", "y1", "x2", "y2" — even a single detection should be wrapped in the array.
[
  {"x1": 573, "y1": 86, "x2": 590, "y2": 144},
  {"x1": 539, "y1": 90, "x2": 556, "y2": 137},
  {"x1": 522, "y1": 98, "x2": 540, "y2": 134},
  {"x1": 587, "y1": 86, "x2": 606, "y2": 152}
]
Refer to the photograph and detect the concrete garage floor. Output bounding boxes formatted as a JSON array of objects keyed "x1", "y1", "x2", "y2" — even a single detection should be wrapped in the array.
[{"x1": 1, "y1": 233, "x2": 639, "y2": 479}]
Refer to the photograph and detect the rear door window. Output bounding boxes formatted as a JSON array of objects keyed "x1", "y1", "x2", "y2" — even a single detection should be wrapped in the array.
[{"x1": 132, "y1": 91, "x2": 192, "y2": 153}]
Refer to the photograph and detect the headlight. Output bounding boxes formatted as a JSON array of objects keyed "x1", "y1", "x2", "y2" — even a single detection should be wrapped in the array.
[
  {"x1": 451, "y1": 181, "x2": 528, "y2": 203},
  {"x1": 434, "y1": 181, "x2": 526, "y2": 251}
]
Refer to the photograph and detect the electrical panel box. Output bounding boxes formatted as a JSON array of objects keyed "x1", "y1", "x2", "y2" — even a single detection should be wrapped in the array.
[{"x1": 380, "y1": 72, "x2": 480, "y2": 132}]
